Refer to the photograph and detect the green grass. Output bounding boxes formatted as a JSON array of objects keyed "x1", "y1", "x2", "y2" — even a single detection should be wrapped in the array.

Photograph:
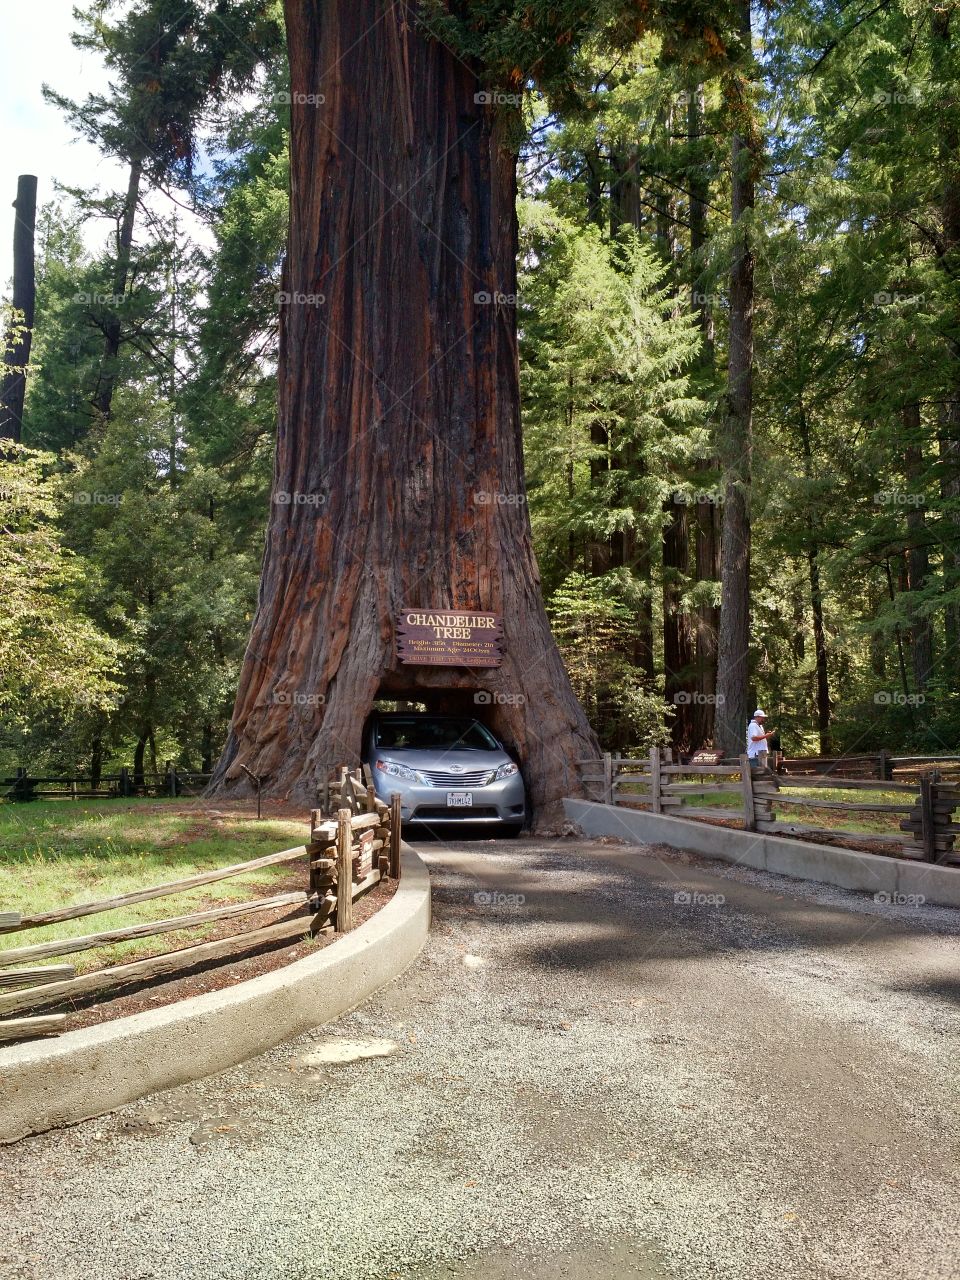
[
  {"x1": 0, "y1": 799, "x2": 311, "y2": 973},
  {"x1": 619, "y1": 780, "x2": 914, "y2": 838},
  {"x1": 683, "y1": 784, "x2": 915, "y2": 837}
]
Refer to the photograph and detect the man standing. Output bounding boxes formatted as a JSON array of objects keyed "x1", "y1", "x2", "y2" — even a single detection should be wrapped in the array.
[{"x1": 746, "y1": 709, "x2": 777, "y2": 770}]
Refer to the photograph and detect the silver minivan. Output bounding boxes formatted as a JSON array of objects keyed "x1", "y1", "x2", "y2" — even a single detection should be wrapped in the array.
[{"x1": 363, "y1": 713, "x2": 526, "y2": 834}]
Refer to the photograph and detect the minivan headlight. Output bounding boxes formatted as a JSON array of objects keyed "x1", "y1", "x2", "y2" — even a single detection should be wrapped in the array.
[
  {"x1": 494, "y1": 762, "x2": 519, "y2": 781},
  {"x1": 376, "y1": 758, "x2": 421, "y2": 782}
]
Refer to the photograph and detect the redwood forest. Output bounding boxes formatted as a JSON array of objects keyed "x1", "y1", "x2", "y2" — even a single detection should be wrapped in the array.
[{"x1": 3, "y1": 0, "x2": 960, "y2": 805}]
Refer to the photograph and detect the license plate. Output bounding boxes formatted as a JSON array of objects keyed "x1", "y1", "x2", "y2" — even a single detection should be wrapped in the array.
[{"x1": 446, "y1": 791, "x2": 473, "y2": 807}]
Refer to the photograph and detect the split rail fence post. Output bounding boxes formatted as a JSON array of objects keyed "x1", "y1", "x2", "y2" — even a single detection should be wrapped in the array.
[
  {"x1": 649, "y1": 747, "x2": 661, "y2": 813},
  {"x1": 389, "y1": 792, "x2": 402, "y2": 879},
  {"x1": 602, "y1": 752, "x2": 613, "y2": 805},
  {"x1": 919, "y1": 775, "x2": 935, "y2": 862},
  {"x1": 336, "y1": 807, "x2": 354, "y2": 932},
  {"x1": 740, "y1": 754, "x2": 756, "y2": 832}
]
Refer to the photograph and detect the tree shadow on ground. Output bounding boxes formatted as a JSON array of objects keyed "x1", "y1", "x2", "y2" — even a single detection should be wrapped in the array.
[{"x1": 418, "y1": 838, "x2": 960, "y2": 1006}]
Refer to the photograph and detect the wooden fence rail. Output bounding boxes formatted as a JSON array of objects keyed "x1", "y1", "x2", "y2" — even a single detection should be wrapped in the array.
[
  {"x1": 580, "y1": 749, "x2": 959, "y2": 866},
  {"x1": 1, "y1": 766, "x2": 212, "y2": 801},
  {"x1": 779, "y1": 751, "x2": 960, "y2": 780},
  {"x1": 0, "y1": 768, "x2": 402, "y2": 1043}
]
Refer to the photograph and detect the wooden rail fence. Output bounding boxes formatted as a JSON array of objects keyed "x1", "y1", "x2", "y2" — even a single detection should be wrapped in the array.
[
  {"x1": 1, "y1": 766, "x2": 212, "y2": 801},
  {"x1": 779, "y1": 751, "x2": 960, "y2": 781},
  {"x1": 0, "y1": 777, "x2": 403, "y2": 1045},
  {"x1": 579, "y1": 749, "x2": 959, "y2": 866}
]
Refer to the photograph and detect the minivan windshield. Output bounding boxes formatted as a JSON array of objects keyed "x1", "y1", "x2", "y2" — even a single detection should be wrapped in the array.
[{"x1": 375, "y1": 717, "x2": 499, "y2": 751}]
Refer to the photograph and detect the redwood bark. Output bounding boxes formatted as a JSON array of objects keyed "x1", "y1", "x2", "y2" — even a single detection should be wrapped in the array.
[
  {"x1": 904, "y1": 409, "x2": 933, "y2": 693},
  {"x1": 658, "y1": 100, "x2": 695, "y2": 750},
  {"x1": 662, "y1": 493, "x2": 695, "y2": 749},
  {"x1": 688, "y1": 85, "x2": 721, "y2": 749},
  {"x1": 931, "y1": 7, "x2": 960, "y2": 654},
  {"x1": 808, "y1": 548, "x2": 831, "y2": 752},
  {"x1": 0, "y1": 175, "x2": 38, "y2": 442},
  {"x1": 715, "y1": 0, "x2": 759, "y2": 756},
  {"x1": 211, "y1": 0, "x2": 598, "y2": 819},
  {"x1": 797, "y1": 408, "x2": 831, "y2": 752}
]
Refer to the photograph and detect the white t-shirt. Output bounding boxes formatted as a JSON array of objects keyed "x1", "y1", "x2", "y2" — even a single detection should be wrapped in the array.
[{"x1": 746, "y1": 719, "x2": 768, "y2": 758}]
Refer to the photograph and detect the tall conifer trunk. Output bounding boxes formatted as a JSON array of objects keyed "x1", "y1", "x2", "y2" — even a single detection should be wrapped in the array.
[
  {"x1": 688, "y1": 85, "x2": 721, "y2": 749},
  {"x1": 211, "y1": 0, "x2": 598, "y2": 819},
  {"x1": 0, "y1": 175, "x2": 38, "y2": 442},
  {"x1": 716, "y1": 0, "x2": 759, "y2": 756}
]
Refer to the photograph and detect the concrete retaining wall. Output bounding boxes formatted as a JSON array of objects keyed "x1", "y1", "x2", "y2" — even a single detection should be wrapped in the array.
[
  {"x1": 0, "y1": 845, "x2": 431, "y2": 1144},
  {"x1": 564, "y1": 799, "x2": 960, "y2": 908}
]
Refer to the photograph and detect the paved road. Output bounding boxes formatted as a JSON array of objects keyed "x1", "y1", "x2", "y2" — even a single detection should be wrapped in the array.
[{"x1": 4, "y1": 836, "x2": 959, "y2": 1280}]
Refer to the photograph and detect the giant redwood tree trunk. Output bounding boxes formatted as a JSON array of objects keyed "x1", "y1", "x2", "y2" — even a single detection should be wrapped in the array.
[{"x1": 210, "y1": 0, "x2": 598, "y2": 820}]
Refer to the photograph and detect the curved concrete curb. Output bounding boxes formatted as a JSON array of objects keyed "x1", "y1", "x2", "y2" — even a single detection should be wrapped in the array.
[
  {"x1": 0, "y1": 844, "x2": 430, "y2": 1144},
  {"x1": 564, "y1": 798, "x2": 960, "y2": 909}
]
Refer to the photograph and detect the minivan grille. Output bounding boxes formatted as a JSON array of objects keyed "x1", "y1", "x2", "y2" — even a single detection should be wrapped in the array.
[
  {"x1": 419, "y1": 768, "x2": 493, "y2": 788},
  {"x1": 414, "y1": 806, "x2": 500, "y2": 820}
]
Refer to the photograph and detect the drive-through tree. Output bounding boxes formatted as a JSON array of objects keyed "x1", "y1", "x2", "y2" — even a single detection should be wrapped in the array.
[{"x1": 210, "y1": 1, "x2": 735, "y2": 819}]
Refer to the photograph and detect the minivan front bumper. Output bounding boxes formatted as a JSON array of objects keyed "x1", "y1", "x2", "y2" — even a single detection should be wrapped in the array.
[{"x1": 372, "y1": 773, "x2": 527, "y2": 826}]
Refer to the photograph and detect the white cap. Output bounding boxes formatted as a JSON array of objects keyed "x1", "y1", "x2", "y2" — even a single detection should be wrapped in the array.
[{"x1": 753, "y1": 709, "x2": 766, "y2": 718}]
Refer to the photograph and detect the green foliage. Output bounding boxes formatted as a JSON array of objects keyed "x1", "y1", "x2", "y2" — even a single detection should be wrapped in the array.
[
  {"x1": 548, "y1": 571, "x2": 672, "y2": 751},
  {"x1": 0, "y1": 447, "x2": 118, "y2": 741},
  {"x1": 0, "y1": 800, "x2": 310, "y2": 972},
  {"x1": 7, "y1": 0, "x2": 960, "y2": 783},
  {"x1": 44, "y1": 0, "x2": 284, "y2": 181},
  {"x1": 520, "y1": 202, "x2": 705, "y2": 591}
]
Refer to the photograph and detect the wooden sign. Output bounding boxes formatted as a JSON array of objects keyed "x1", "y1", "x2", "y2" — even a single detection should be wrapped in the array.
[
  {"x1": 689, "y1": 749, "x2": 725, "y2": 765},
  {"x1": 353, "y1": 829, "x2": 375, "y2": 881},
  {"x1": 396, "y1": 610, "x2": 503, "y2": 668}
]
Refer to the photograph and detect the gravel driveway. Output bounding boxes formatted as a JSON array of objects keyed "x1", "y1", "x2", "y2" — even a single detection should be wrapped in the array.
[{"x1": 4, "y1": 835, "x2": 959, "y2": 1280}]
